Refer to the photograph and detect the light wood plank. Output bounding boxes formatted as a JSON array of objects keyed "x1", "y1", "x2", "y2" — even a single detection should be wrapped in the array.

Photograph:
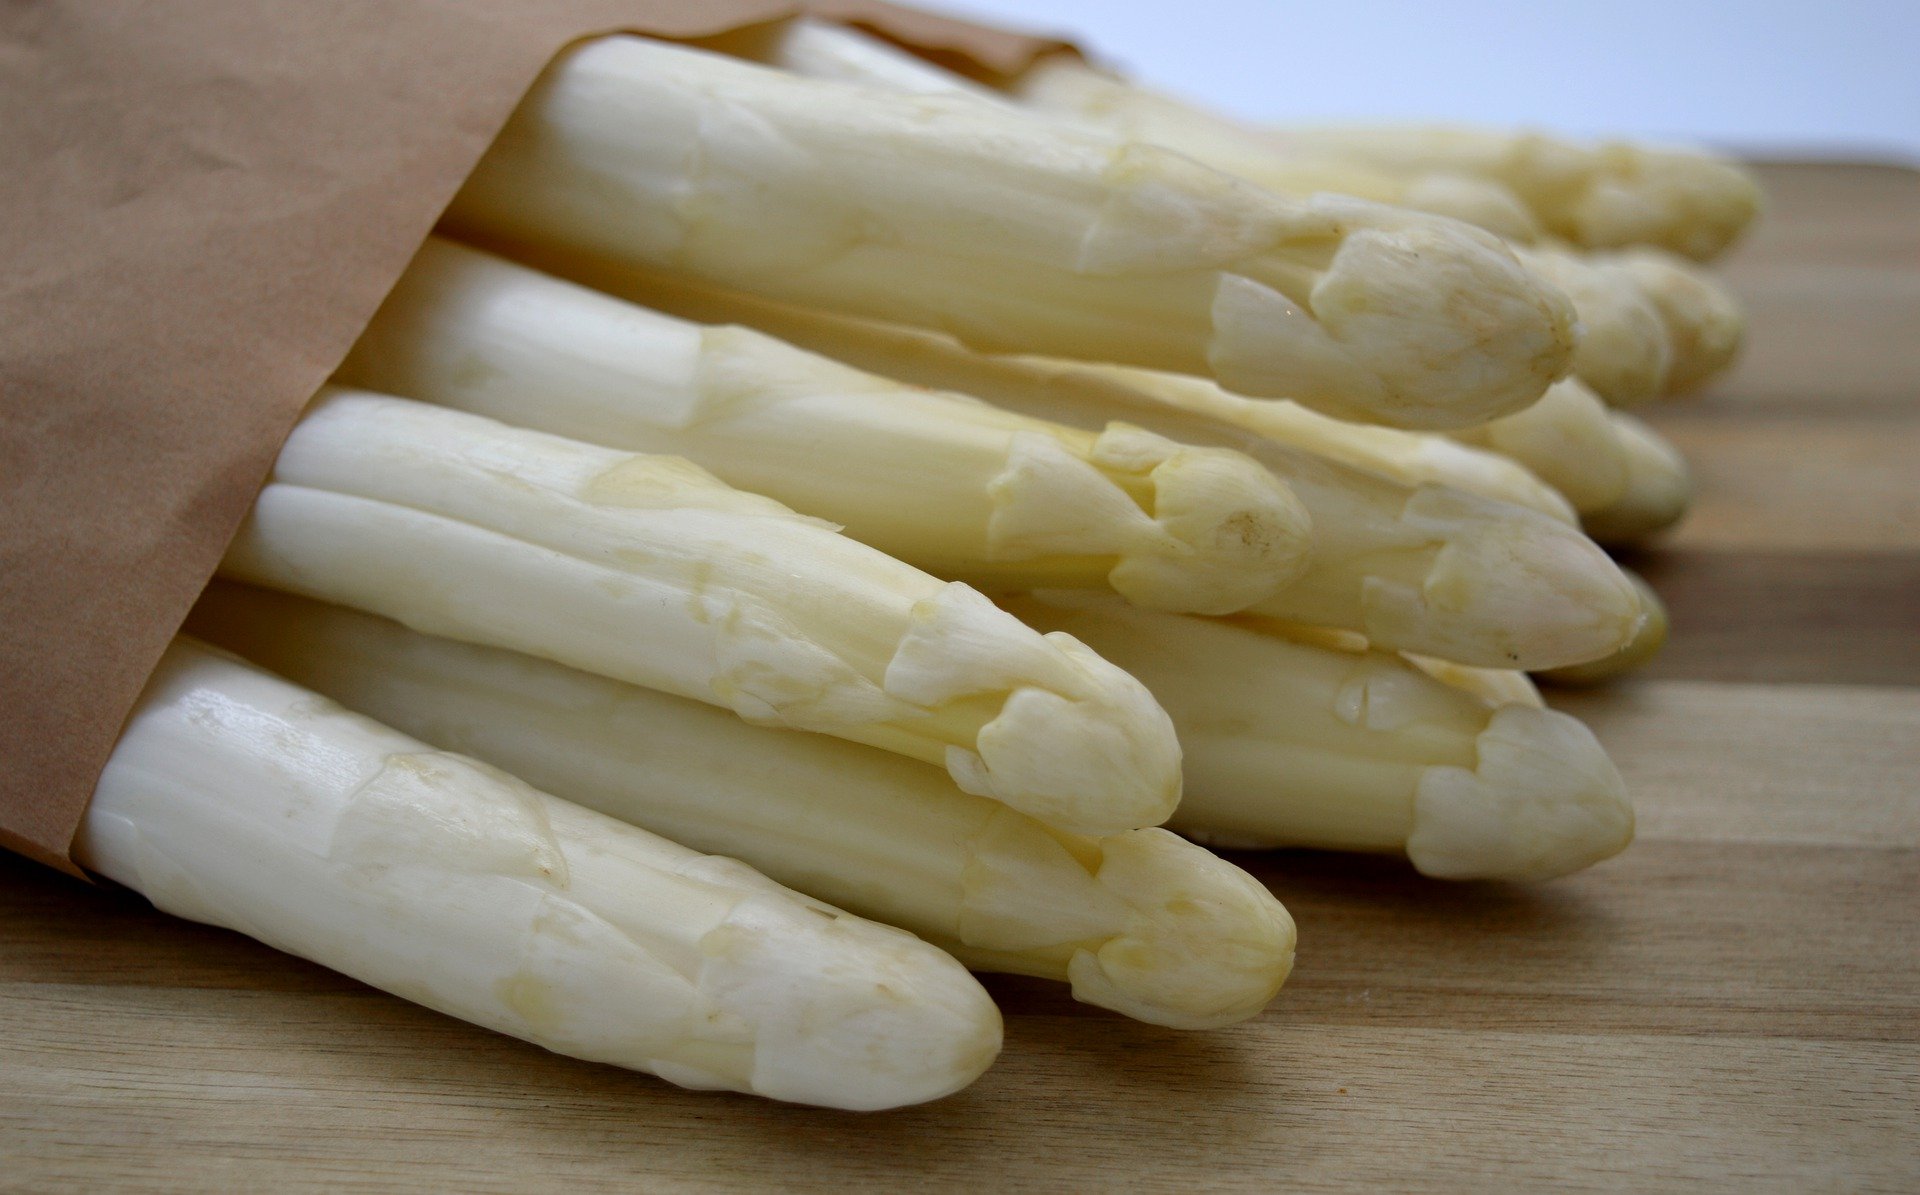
[
  {"x1": 1626, "y1": 550, "x2": 1920, "y2": 687},
  {"x1": 3, "y1": 982, "x2": 1914, "y2": 1193},
  {"x1": 1645, "y1": 413, "x2": 1920, "y2": 552},
  {"x1": 1554, "y1": 679, "x2": 1920, "y2": 849}
]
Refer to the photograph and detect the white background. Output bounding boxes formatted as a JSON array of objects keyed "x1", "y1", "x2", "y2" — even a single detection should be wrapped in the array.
[{"x1": 938, "y1": 0, "x2": 1920, "y2": 161}]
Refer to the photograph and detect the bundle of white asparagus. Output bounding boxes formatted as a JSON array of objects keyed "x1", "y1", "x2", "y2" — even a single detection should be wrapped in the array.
[{"x1": 73, "y1": 19, "x2": 1760, "y2": 1111}]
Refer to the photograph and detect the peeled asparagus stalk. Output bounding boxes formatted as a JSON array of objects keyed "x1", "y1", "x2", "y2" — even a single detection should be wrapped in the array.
[
  {"x1": 220, "y1": 388, "x2": 1181, "y2": 837},
  {"x1": 77, "y1": 638, "x2": 1003, "y2": 1110},
  {"x1": 447, "y1": 34, "x2": 1576, "y2": 430},
  {"x1": 339, "y1": 239, "x2": 1311, "y2": 616},
  {"x1": 1273, "y1": 124, "x2": 1762, "y2": 262},
  {"x1": 1450, "y1": 380, "x2": 1693, "y2": 543},
  {"x1": 189, "y1": 584, "x2": 1299, "y2": 1031},
  {"x1": 706, "y1": 17, "x2": 1007, "y2": 104},
  {"x1": 1003, "y1": 594, "x2": 1634, "y2": 881},
  {"x1": 513, "y1": 256, "x2": 1640, "y2": 669},
  {"x1": 526, "y1": 253, "x2": 1574, "y2": 522},
  {"x1": 900, "y1": 39, "x2": 1546, "y2": 244}
]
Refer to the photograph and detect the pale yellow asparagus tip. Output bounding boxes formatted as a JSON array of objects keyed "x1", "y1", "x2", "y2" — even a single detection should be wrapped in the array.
[
  {"x1": 1610, "y1": 248, "x2": 1746, "y2": 392},
  {"x1": 1263, "y1": 483, "x2": 1647, "y2": 671},
  {"x1": 1273, "y1": 125, "x2": 1761, "y2": 260},
  {"x1": 1569, "y1": 141, "x2": 1763, "y2": 261},
  {"x1": 1580, "y1": 412, "x2": 1693, "y2": 544},
  {"x1": 1539, "y1": 571, "x2": 1669, "y2": 685},
  {"x1": 1406, "y1": 702, "x2": 1634, "y2": 880},
  {"x1": 1516, "y1": 245, "x2": 1674, "y2": 406},
  {"x1": 1205, "y1": 195, "x2": 1579, "y2": 429},
  {"x1": 1011, "y1": 594, "x2": 1633, "y2": 881},
  {"x1": 1054, "y1": 829, "x2": 1296, "y2": 1029}
]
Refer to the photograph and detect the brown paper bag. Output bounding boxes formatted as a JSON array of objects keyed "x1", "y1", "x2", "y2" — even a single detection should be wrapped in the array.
[{"x1": 0, "y1": 0, "x2": 1073, "y2": 876}]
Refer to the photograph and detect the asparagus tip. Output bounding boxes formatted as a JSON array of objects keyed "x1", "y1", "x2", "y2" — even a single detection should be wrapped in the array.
[
  {"x1": 1063, "y1": 829, "x2": 1297, "y2": 1029},
  {"x1": 1407, "y1": 704, "x2": 1634, "y2": 880},
  {"x1": 890, "y1": 585, "x2": 1183, "y2": 836},
  {"x1": 1235, "y1": 199, "x2": 1578, "y2": 429},
  {"x1": 1360, "y1": 486, "x2": 1646, "y2": 670}
]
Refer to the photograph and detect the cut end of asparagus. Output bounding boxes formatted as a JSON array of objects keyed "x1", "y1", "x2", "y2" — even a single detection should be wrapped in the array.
[
  {"x1": 1060, "y1": 829, "x2": 1296, "y2": 1029},
  {"x1": 1407, "y1": 704, "x2": 1633, "y2": 880},
  {"x1": 1611, "y1": 248, "x2": 1746, "y2": 392},
  {"x1": 889, "y1": 585, "x2": 1183, "y2": 836},
  {"x1": 1355, "y1": 485, "x2": 1646, "y2": 670},
  {"x1": 990, "y1": 423, "x2": 1313, "y2": 614},
  {"x1": 1569, "y1": 145, "x2": 1763, "y2": 261},
  {"x1": 1210, "y1": 198, "x2": 1578, "y2": 429},
  {"x1": 1538, "y1": 571, "x2": 1669, "y2": 686},
  {"x1": 1580, "y1": 412, "x2": 1693, "y2": 544}
]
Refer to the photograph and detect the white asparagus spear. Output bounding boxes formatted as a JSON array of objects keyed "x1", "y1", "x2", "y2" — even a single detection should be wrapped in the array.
[
  {"x1": 1450, "y1": 380, "x2": 1693, "y2": 543},
  {"x1": 1002, "y1": 594, "x2": 1634, "y2": 881},
  {"x1": 219, "y1": 389, "x2": 1181, "y2": 837},
  {"x1": 1007, "y1": 51, "x2": 1554, "y2": 235},
  {"x1": 189, "y1": 585, "x2": 1299, "y2": 1031},
  {"x1": 338, "y1": 239, "x2": 1312, "y2": 616},
  {"x1": 495, "y1": 255, "x2": 1640, "y2": 669},
  {"x1": 1002, "y1": 54, "x2": 1691, "y2": 405},
  {"x1": 1605, "y1": 247, "x2": 1745, "y2": 393},
  {"x1": 846, "y1": 35, "x2": 1545, "y2": 244},
  {"x1": 491, "y1": 241, "x2": 1574, "y2": 525},
  {"x1": 447, "y1": 35, "x2": 1576, "y2": 430},
  {"x1": 1273, "y1": 124, "x2": 1762, "y2": 262},
  {"x1": 77, "y1": 638, "x2": 1003, "y2": 1110},
  {"x1": 997, "y1": 52, "x2": 1744, "y2": 402},
  {"x1": 704, "y1": 17, "x2": 1007, "y2": 103}
]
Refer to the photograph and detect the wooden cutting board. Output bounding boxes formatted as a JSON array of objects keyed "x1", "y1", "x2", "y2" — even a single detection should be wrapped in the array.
[{"x1": 3, "y1": 162, "x2": 1916, "y2": 1193}]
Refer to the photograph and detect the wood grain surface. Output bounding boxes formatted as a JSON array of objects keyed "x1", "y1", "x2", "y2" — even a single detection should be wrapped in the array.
[{"x1": 4, "y1": 162, "x2": 1918, "y2": 1193}]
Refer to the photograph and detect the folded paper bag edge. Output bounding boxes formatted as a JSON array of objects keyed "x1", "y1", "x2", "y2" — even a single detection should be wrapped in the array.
[{"x1": 0, "y1": 0, "x2": 1077, "y2": 877}]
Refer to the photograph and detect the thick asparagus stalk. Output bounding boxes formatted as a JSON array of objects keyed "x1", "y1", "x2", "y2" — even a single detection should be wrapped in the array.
[
  {"x1": 77, "y1": 638, "x2": 1003, "y2": 1110},
  {"x1": 1274, "y1": 124, "x2": 1762, "y2": 262},
  {"x1": 986, "y1": 45, "x2": 1546, "y2": 243},
  {"x1": 767, "y1": 28, "x2": 1744, "y2": 404},
  {"x1": 220, "y1": 388, "x2": 1181, "y2": 837},
  {"x1": 339, "y1": 239, "x2": 1312, "y2": 616},
  {"x1": 188, "y1": 585, "x2": 1299, "y2": 1031},
  {"x1": 1451, "y1": 381, "x2": 1693, "y2": 543},
  {"x1": 503, "y1": 256, "x2": 1639, "y2": 669},
  {"x1": 706, "y1": 17, "x2": 1007, "y2": 103},
  {"x1": 1002, "y1": 594, "x2": 1634, "y2": 881},
  {"x1": 447, "y1": 35, "x2": 1575, "y2": 430}
]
